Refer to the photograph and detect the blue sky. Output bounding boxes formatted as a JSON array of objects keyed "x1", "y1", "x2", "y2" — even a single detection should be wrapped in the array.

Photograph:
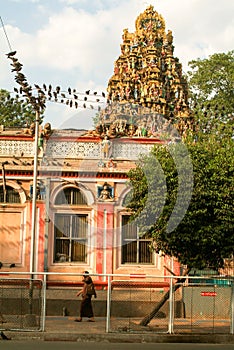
[{"x1": 1, "y1": 0, "x2": 233, "y2": 129}]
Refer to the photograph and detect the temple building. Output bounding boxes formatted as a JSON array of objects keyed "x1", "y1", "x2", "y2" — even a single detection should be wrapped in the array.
[{"x1": 0, "y1": 6, "x2": 191, "y2": 283}]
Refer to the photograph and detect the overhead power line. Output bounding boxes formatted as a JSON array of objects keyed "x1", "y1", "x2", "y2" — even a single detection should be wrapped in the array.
[{"x1": 0, "y1": 16, "x2": 13, "y2": 52}]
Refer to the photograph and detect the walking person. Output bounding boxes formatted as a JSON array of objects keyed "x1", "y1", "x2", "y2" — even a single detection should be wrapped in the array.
[{"x1": 75, "y1": 271, "x2": 96, "y2": 322}]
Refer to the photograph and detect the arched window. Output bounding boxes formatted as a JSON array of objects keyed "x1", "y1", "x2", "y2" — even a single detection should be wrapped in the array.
[
  {"x1": 55, "y1": 187, "x2": 87, "y2": 205},
  {"x1": 0, "y1": 185, "x2": 21, "y2": 203},
  {"x1": 53, "y1": 187, "x2": 88, "y2": 263}
]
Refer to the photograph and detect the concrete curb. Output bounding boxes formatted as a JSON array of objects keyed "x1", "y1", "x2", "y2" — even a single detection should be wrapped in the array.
[
  {"x1": 2, "y1": 316, "x2": 234, "y2": 343},
  {"x1": 44, "y1": 333, "x2": 234, "y2": 344},
  {"x1": 5, "y1": 332, "x2": 234, "y2": 344}
]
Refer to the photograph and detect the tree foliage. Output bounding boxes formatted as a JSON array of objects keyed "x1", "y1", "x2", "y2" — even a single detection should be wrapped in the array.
[
  {"x1": 127, "y1": 51, "x2": 234, "y2": 271},
  {"x1": 186, "y1": 50, "x2": 233, "y2": 142},
  {"x1": 187, "y1": 50, "x2": 234, "y2": 114},
  {"x1": 127, "y1": 130, "x2": 234, "y2": 270},
  {"x1": 0, "y1": 89, "x2": 43, "y2": 127}
]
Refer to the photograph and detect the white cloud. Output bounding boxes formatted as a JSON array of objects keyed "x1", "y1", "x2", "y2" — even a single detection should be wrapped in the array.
[
  {"x1": 59, "y1": 0, "x2": 86, "y2": 4},
  {"x1": 1, "y1": 0, "x2": 233, "y2": 128},
  {"x1": 5, "y1": 1, "x2": 233, "y2": 74}
]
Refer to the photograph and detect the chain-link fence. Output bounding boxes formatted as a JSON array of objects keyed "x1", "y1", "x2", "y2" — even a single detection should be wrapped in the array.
[
  {"x1": 173, "y1": 281, "x2": 233, "y2": 334},
  {"x1": 0, "y1": 278, "x2": 43, "y2": 331},
  {"x1": 109, "y1": 279, "x2": 173, "y2": 333},
  {"x1": 108, "y1": 277, "x2": 234, "y2": 334},
  {"x1": 0, "y1": 273, "x2": 233, "y2": 334}
]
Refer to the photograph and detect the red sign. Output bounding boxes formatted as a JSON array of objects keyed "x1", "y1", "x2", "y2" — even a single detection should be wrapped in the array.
[{"x1": 200, "y1": 291, "x2": 217, "y2": 297}]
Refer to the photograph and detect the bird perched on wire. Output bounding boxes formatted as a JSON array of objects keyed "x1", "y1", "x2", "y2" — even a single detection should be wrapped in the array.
[
  {"x1": 11, "y1": 62, "x2": 23, "y2": 72},
  {"x1": 10, "y1": 57, "x2": 18, "y2": 63},
  {"x1": 6, "y1": 50, "x2": 17, "y2": 57},
  {"x1": 15, "y1": 72, "x2": 26, "y2": 80}
]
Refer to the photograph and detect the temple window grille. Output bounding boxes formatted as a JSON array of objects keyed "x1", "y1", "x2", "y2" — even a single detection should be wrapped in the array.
[
  {"x1": 121, "y1": 215, "x2": 153, "y2": 264},
  {"x1": 0, "y1": 185, "x2": 21, "y2": 203}
]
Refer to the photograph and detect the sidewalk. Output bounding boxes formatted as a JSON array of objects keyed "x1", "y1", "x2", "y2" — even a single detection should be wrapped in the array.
[{"x1": 2, "y1": 316, "x2": 234, "y2": 344}]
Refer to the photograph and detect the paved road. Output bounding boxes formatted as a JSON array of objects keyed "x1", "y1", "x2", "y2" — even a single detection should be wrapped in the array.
[{"x1": 0, "y1": 342, "x2": 234, "y2": 350}]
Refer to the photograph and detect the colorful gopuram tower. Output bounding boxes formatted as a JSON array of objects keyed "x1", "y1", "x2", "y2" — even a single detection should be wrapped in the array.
[{"x1": 98, "y1": 5, "x2": 192, "y2": 138}]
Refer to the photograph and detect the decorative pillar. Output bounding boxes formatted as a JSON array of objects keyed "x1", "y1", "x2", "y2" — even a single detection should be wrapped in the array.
[{"x1": 96, "y1": 203, "x2": 114, "y2": 280}]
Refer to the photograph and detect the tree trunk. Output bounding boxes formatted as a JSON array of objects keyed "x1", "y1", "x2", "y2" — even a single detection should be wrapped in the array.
[{"x1": 139, "y1": 269, "x2": 189, "y2": 327}]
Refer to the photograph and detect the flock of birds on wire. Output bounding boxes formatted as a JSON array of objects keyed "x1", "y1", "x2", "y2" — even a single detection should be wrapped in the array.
[{"x1": 6, "y1": 50, "x2": 106, "y2": 113}]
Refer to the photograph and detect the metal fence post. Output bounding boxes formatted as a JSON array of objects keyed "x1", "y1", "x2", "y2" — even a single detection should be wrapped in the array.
[
  {"x1": 168, "y1": 276, "x2": 174, "y2": 334},
  {"x1": 41, "y1": 273, "x2": 47, "y2": 332},
  {"x1": 106, "y1": 275, "x2": 111, "y2": 333},
  {"x1": 231, "y1": 283, "x2": 234, "y2": 334}
]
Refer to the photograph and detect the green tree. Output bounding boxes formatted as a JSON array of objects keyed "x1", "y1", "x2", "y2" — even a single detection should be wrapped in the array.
[
  {"x1": 187, "y1": 50, "x2": 234, "y2": 135},
  {"x1": 127, "y1": 120, "x2": 234, "y2": 326},
  {"x1": 127, "y1": 122, "x2": 234, "y2": 271},
  {"x1": 0, "y1": 89, "x2": 43, "y2": 127},
  {"x1": 187, "y1": 50, "x2": 234, "y2": 113}
]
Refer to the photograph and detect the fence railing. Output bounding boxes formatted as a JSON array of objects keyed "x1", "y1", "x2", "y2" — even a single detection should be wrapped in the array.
[
  {"x1": 0, "y1": 277, "x2": 44, "y2": 331},
  {"x1": 0, "y1": 272, "x2": 233, "y2": 334}
]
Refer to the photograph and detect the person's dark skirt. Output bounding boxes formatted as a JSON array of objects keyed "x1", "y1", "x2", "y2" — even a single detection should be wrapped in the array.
[{"x1": 80, "y1": 296, "x2": 94, "y2": 318}]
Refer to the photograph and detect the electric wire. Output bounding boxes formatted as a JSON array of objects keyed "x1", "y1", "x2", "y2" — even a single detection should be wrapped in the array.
[{"x1": 0, "y1": 16, "x2": 13, "y2": 52}]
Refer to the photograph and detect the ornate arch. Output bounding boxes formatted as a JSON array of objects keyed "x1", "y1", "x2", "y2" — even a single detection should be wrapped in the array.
[
  {"x1": 118, "y1": 187, "x2": 133, "y2": 207},
  {"x1": 0, "y1": 180, "x2": 27, "y2": 203},
  {"x1": 50, "y1": 181, "x2": 95, "y2": 206}
]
